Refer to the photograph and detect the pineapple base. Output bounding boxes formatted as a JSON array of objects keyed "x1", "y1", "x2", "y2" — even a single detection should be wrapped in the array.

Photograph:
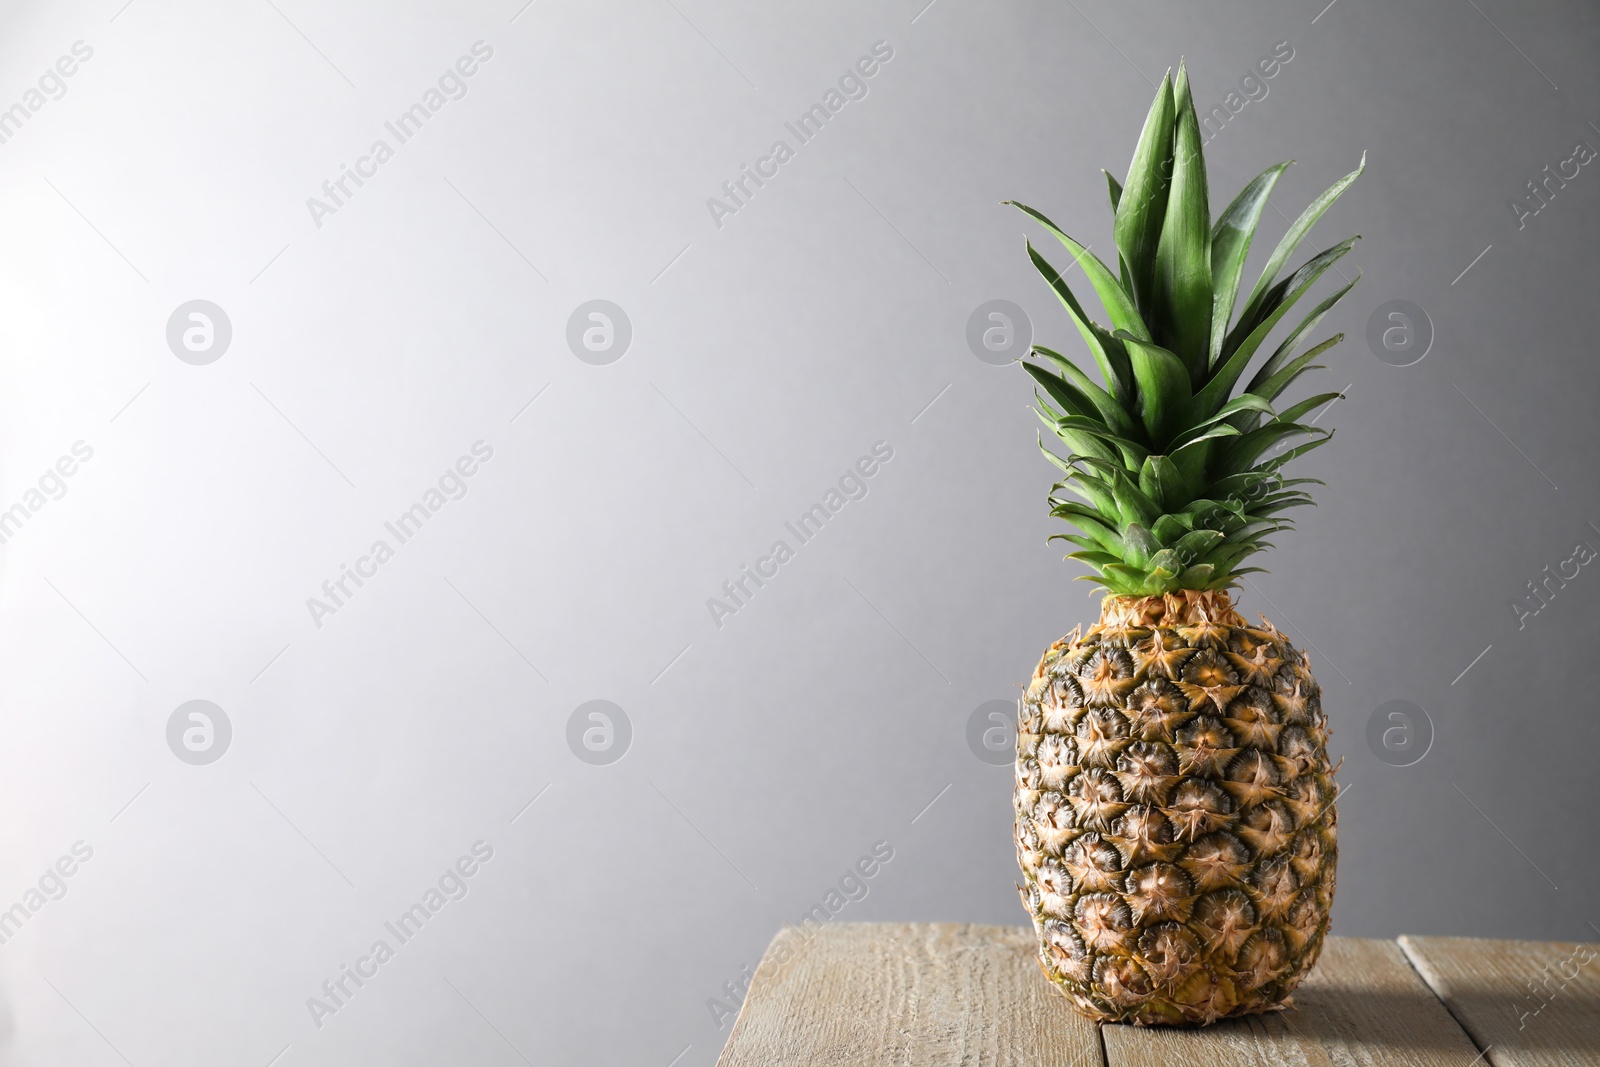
[{"x1": 1015, "y1": 590, "x2": 1337, "y2": 1025}]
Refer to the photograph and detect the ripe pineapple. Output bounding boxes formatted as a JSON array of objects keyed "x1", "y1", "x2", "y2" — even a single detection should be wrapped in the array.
[{"x1": 1008, "y1": 62, "x2": 1360, "y2": 1025}]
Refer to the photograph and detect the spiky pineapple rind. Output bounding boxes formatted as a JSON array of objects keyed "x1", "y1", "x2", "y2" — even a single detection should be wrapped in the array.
[{"x1": 1015, "y1": 591, "x2": 1337, "y2": 1025}]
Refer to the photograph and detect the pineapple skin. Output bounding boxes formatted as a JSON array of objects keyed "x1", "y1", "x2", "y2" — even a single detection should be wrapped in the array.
[{"x1": 1015, "y1": 590, "x2": 1337, "y2": 1025}]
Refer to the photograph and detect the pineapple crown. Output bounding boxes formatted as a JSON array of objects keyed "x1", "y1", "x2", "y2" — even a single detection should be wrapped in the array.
[{"x1": 1007, "y1": 61, "x2": 1363, "y2": 598}]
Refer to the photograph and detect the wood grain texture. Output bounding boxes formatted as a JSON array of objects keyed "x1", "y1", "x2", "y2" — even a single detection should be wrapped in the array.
[
  {"x1": 1400, "y1": 935, "x2": 1600, "y2": 1067},
  {"x1": 714, "y1": 922, "x2": 1104, "y2": 1067},
  {"x1": 1100, "y1": 937, "x2": 1485, "y2": 1067},
  {"x1": 715, "y1": 926, "x2": 1600, "y2": 1067}
]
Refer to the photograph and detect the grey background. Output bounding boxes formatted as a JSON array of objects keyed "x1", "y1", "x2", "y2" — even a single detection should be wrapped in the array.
[{"x1": 0, "y1": 0, "x2": 1596, "y2": 1063}]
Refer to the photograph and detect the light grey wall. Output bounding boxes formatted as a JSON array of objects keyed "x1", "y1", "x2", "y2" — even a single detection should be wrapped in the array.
[{"x1": 0, "y1": 0, "x2": 1596, "y2": 1063}]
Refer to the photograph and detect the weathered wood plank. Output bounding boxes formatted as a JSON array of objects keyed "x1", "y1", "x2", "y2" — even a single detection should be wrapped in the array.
[
  {"x1": 1099, "y1": 937, "x2": 1484, "y2": 1067},
  {"x1": 1400, "y1": 935, "x2": 1600, "y2": 1067},
  {"x1": 714, "y1": 922, "x2": 1103, "y2": 1067}
]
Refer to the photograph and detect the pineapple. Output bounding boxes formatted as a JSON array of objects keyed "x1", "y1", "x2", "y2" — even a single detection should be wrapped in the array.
[{"x1": 1008, "y1": 62, "x2": 1360, "y2": 1025}]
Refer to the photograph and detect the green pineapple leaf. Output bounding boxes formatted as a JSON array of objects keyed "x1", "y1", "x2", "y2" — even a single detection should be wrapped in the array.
[
  {"x1": 1114, "y1": 330, "x2": 1192, "y2": 444},
  {"x1": 1277, "y1": 391, "x2": 1345, "y2": 424},
  {"x1": 1169, "y1": 422, "x2": 1241, "y2": 456},
  {"x1": 1023, "y1": 363, "x2": 1099, "y2": 422},
  {"x1": 1024, "y1": 245, "x2": 1136, "y2": 404},
  {"x1": 1010, "y1": 62, "x2": 1361, "y2": 596},
  {"x1": 1249, "y1": 334, "x2": 1345, "y2": 408},
  {"x1": 1209, "y1": 161, "x2": 1292, "y2": 365},
  {"x1": 1218, "y1": 423, "x2": 1328, "y2": 477},
  {"x1": 1230, "y1": 152, "x2": 1367, "y2": 348},
  {"x1": 1179, "y1": 394, "x2": 1277, "y2": 439},
  {"x1": 1114, "y1": 72, "x2": 1175, "y2": 317},
  {"x1": 1032, "y1": 345, "x2": 1140, "y2": 438},
  {"x1": 1245, "y1": 273, "x2": 1359, "y2": 394},
  {"x1": 1193, "y1": 237, "x2": 1358, "y2": 419},
  {"x1": 1059, "y1": 471, "x2": 1120, "y2": 517},
  {"x1": 1121, "y1": 523, "x2": 1161, "y2": 564},
  {"x1": 1150, "y1": 63, "x2": 1213, "y2": 379},
  {"x1": 1008, "y1": 202, "x2": 1149, "y2": 343},
  {"x1": 1104, "y1": 170, "x2": 1123, "y2": 213},
  {"x1": 1138, "y1": 454, "x2": 1185, "y2": 511},
  {"x1": 1171, "y1": 528, "x2": 1226, "y2": 562}
]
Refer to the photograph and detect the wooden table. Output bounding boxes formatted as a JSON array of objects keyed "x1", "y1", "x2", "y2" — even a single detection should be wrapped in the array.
[{"x1": 715, "y1": 923, "x2": 1599, "y2": 1067}]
